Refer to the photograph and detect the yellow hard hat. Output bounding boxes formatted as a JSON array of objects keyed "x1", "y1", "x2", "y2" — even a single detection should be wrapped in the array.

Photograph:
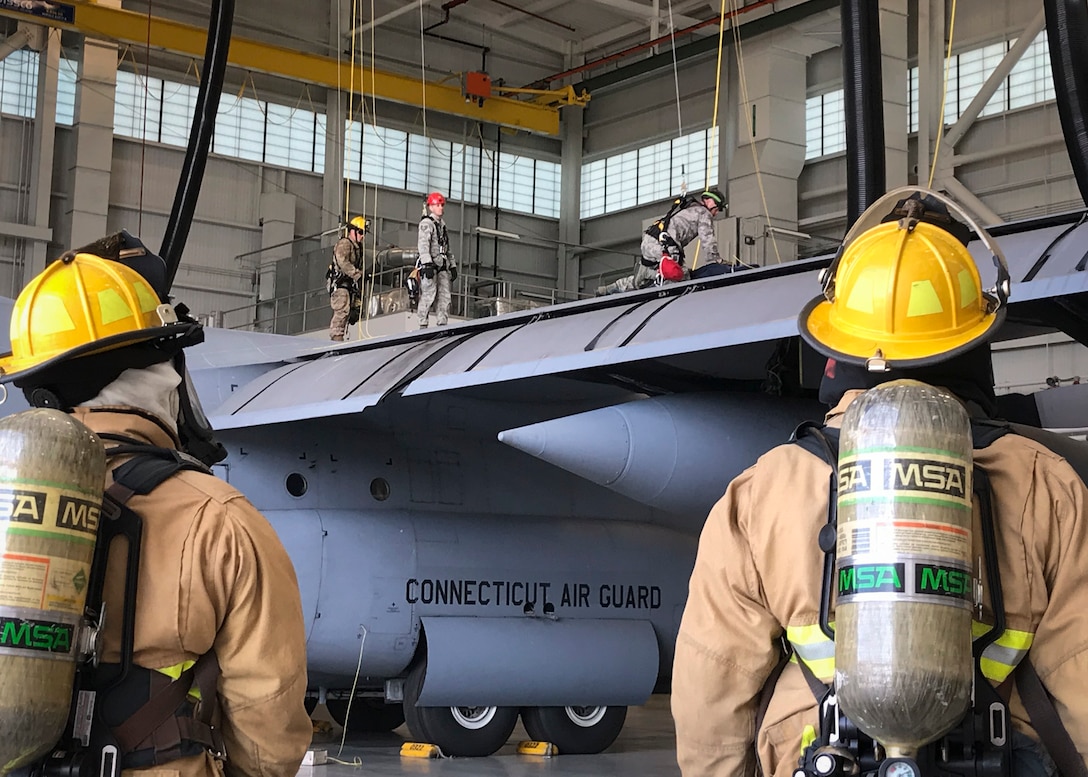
[
  {"x1": 348, "y1": 216, "x2": 369, "y2": 234},
  {"x1": 0, "y1": 253, "x2": 192, "y2": 383},
  {"x1": 799, "y1": 187, "x2": 1009, "y2": 372}
]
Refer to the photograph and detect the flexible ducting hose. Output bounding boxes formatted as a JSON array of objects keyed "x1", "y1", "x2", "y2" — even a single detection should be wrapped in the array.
[
  {"x1": 160, "y1": 0, "x2": 236, "y2": 295},
  {"x1": 840, "y1": 0, "x2": 886, "y2": 227},
  {"x1": 1044, "y1": 0, "x2": 1088, "y2": 205}
]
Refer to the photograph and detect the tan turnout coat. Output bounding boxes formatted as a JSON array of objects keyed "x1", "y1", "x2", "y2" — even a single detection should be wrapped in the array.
[
  {"x1": 672, "y1": 390, "x2": 1088, "y2": 777},
  {"x1": 72, "y1": 407, "x2": 312, "y2": 777}
]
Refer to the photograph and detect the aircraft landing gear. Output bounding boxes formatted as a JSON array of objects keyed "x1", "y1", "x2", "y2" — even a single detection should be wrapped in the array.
[
  {"x1": 520, "y1": 705, "x2": 627, "y2": 754},
  {"x1": 306, "y1": 695, "x2": 406, "y2": 733},
  {"x1": 403, "y1": 657, "x2": 519, "y2": 756}
]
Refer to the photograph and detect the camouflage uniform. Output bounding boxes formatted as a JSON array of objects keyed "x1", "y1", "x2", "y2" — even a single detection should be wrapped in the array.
[
  {"x1": 597, "y1": 200, "x2": 722, "y2": 296},
  {"x1": 417, "y1": 214, "x2": 454, "y2": 327},
  {"x1": 328, "y1": 236, "x2": 363, "y2": 340}
]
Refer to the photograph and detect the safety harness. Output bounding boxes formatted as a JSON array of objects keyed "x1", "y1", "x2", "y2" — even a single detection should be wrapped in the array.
[
  {"x1": 33, "y1": 436, "x2": 224, "y2": 777},
  {"x1": 643, "y1": 194, "x2": 700, "y2": 269},
  {"x1": 419, "y1": 215, "x2": 450, "y2": 268},
  {"x1": 325, "y1": 237, "x2": 363, "y2": 295},
  {"x1": 772, "y1": 419, "x2": 1087, "y2": 777}
]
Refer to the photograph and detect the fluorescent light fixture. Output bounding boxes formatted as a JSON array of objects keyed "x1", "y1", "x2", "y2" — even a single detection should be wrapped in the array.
[
  {"x1": 765, "y1": 226, "x2": 812, "y2": 241},
  {"x1": 474, "y1": 227, "x2": 522, "y2": 240}
]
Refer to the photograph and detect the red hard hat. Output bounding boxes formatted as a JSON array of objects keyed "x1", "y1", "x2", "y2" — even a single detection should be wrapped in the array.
[{"x1": 426, "y1": 192, "x2": 446, "y2": 207}]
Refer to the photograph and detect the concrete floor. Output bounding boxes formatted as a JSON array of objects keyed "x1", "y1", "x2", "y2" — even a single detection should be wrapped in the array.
[{"x1": 306, "y1": 695, "x2": 681, "y2": 777}]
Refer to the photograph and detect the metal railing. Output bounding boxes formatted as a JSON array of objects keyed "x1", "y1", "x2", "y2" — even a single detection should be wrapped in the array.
[{"x1": 215, "y1": 260, "x2": 586, "y2": 335}]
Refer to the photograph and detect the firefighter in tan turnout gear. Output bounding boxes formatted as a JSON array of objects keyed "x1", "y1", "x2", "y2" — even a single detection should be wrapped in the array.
[
  {"x1": 0, "y1": 234, "x2": 311, "y2": 777},
  {"x1": 416, "y1": 191, "x2": 456, "y2": 328},
  {"x1": 672, "y1": 188, "x2": 1088, "y2": 777},
  {"x1": 328, "y1": 215, "x2": 369, "y2": 341}
]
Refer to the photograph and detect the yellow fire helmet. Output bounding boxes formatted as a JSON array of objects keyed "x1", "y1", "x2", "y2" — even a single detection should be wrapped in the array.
[
  {"x1": 348, "y1": 215, "x2": 370, "y2": 234},
  {"x1": 0, "y1": 252, "x2": 199, "y2": 385},
  {"x1": 799, "y1": 186, "x2": 1010, "y2": 372}
]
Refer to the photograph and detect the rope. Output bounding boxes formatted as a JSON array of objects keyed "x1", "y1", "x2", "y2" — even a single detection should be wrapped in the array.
[
  {"x1": 729, "y1": 0, "x2": 782, "y2": 264},
  {"x1": 667, "y1": 0, "x2": 683, "y2": 137},
  {"x1": 706, "y1": 0, "x2": 727, "y2": 188},
  {"x1": 928, "y1": 0, "x2": 958, "y2": 189},
  {"x1": 344, "y1": 0, "x2": 359, "y2": 223},
  {"x1": 138, "y1": 0, "x2": 153, "y2": 234}
]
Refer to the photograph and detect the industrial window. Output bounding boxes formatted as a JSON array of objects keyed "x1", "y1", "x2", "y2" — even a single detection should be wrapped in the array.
[
  {"x1": 0, "y1": 53, "x2": 563, "y2": 219},
  {"x1": 360, "y1": 123, "x2": 409, "y2": 190},
  {"x1": 313, "y1": 113, "x2": 327, "y2": 175},
  {"x1": 449, "y1": 142, "x2": 468, "y2": 201},
  {"x1": 0, "y1": 48, "x2": 37, "y2": 118},
  {"x1": 579, "y1": 128, "x2": 719, "y2": 218},
  {"x1": 213, "y1": 94, "x2": 264, "y2": 163},
  {"x1": 804, "y1": 90, "x2": 846, "y2": 160},
  {"x1": 581, "y1": 159, "x2": 606, "y2": 218},
  {"x1": 265, "y1": 103, "x2": 317, "y2": 171},
  {"x1": 407, "y1": 135, "x2": 453, "y2": 195},
  {"x1": 904, "y1": 31, "x2": 1053, "y2": 134},
  {"x1": 159, "y1": 81, "x2": 198, "y2": 146},
  {"x1": 1008, "y1": 32, "x2": 1054, "y2": 109},
  {"x1": 56, "y1": 57, "x2": 77, "y2": 125},
  {"x1": 534, "y1": 160, "x2": 561, "y2": 219},
  {"x1": 637, "y1": 139, "x2": 672, "y2": 205},
  {"x1": 114, "y1": 70, "x2": 162, "y2": 143}
]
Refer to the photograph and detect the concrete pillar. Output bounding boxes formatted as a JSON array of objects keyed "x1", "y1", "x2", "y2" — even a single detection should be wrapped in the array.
[
  {"x1": 28, "y1": 26, "x2": 58, "y2": 279},
  {"x1": 258, "y1": 192, "x2": 296, "y2": 332},
  {"x1": 323, "y1": 0, "x2": 348, "y2": 246},
  {"x1": 67, "y1": 0, "x2": 121, "y2": 248},
  {"x1": 881, "y1": 0, "x2": 910, "y2": 191},
  {"x1": 916, "y1": 0, "x2": 946, "y2": 188},
  {"x1": 557, "y1": 105, "x2": 584, "y2": 296},
  {"x1": 726, "y1": 32, "x2": 806, "y2": 265}
]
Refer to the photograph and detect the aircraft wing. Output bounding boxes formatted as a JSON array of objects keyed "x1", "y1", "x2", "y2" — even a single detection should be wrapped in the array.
[{"x1": 205, "y1": 211, "x2": 1088, "y2": 430}]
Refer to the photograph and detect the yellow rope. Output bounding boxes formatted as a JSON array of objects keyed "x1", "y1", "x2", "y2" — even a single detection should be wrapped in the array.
[
  {"x1": 928, "y1": 0, "x2": 957, "y2": 189},
  {"x1": 706, "y1": 0, "x2": 728, "y2": 187}
]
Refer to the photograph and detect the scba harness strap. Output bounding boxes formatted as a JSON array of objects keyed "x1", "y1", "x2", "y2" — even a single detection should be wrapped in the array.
[
  {"x1": 32, "y1": 438, "x2": 225, "y2": 777},
  {"x1": 783, "y1": 419, "x2": 1086, "y2": 777}
]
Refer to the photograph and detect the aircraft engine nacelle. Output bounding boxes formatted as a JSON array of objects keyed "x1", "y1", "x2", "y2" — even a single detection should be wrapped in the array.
[{"x1": 263, "y1": 508, "x2": 695, "y2": 706}]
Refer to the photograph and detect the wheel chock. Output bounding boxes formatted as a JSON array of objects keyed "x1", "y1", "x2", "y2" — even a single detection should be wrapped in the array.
[
  {"x1": 517, "y1": 740, "x2": 559, "y2": 757},
  {"x1": 400, "y1": 742, "x2": 445, "y2": 759}
]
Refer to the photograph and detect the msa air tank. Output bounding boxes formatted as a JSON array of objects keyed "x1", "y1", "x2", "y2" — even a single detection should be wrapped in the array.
[
  {"x1": 0, "y1": 409, "x2": 105, "y2": 774},
  {"x1": 834, "y1": 380, "x2": 973, "y2": 755}
]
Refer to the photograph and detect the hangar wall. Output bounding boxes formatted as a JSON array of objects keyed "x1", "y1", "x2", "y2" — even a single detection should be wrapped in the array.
[{"x1": 0, "y1": 0, "x2": 1085, "y2": 389}]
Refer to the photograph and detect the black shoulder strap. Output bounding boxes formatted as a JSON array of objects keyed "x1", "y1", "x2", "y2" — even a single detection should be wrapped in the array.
[
  {"x1": 1015, "y1": 658, "x2": 1088, "y2": 777},
  {"x1": 103, "y1": 441, "x2": 211, "y2": 503}
]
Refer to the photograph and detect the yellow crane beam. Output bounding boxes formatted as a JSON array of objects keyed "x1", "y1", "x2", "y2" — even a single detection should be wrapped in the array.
[{"x1": 0, "y1": 0, "x2": 563, "y2": 135}]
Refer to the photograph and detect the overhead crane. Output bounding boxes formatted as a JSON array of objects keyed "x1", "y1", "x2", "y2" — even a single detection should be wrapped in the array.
[{"x1": 0, "y1": 0, "x2": 585, "y2": 135}]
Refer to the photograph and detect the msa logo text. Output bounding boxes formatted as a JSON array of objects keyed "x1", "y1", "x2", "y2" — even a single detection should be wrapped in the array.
[
  {"x1": 838, "y1": 563, "x2": 906, "y2": 597},
  {"x1": 839, "y1": 458, "x2": 967, "y2": 499},
  {"x1": 0, "y1": 616, "x2": 74, "y2": 653},
  {"x1": 915, "y1": 563, "x2": 971, "y2": 600},
  {"x1": 0, "y1": 489, "x2": 47, "y2": 524},
  {"x1": 57, "y1": 496, "x2": 100, "y2": 535}
]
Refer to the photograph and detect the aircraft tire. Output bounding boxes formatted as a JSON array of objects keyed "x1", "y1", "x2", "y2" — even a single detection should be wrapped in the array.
[
  {"x1": 520, "y1": 705, "x2": 627, "y2": 754},
  {"x1": 403, "y1": 658, "x2": 518, "y2": 756},
  {"x1": 327, "y1": 698, "x2": 406, "y2": 733}
]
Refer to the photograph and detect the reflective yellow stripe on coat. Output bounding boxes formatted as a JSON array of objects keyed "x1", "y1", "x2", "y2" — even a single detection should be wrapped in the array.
[
  {"x1": 786, "y1": 622, "x2": 1034, "y2": 685},
  {"x1": 156, "y1": 660, "x2": 201, "y2": 700}
]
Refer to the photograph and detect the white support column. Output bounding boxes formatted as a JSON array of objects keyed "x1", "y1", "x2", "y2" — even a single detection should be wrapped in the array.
[
  {"x1": 323, "y1": 0, "x2": 348, "y2": 247},
  {"x1": 727, "y1": 32, "x2": 806, "y2": 265},
  {"x1": 880, "y1": 0, "x2": 909, "y2": 189},
  {"x1": 557, "y1": 104, "x2": 583, "y2": 296},
  {"x1": 916, "y1": 0, "x2": 945, "y2": 188},
  {"x1": 66, "y1": 28, "x2": 119, "y2": 247},
  {"x1": 28, "y1": 27, "x2": 59, "y2": 279}
]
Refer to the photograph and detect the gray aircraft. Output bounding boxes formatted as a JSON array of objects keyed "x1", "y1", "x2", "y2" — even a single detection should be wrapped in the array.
[
  {"x1": 170, "y1": 205, "x2": 1087, "y2": 756},
  {"x1": 4, "y1": 0, "x2": 1088, "y2": 760},
  {"x1": 0, "y1": 214, "x2": 1086, "y2": 757}
]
